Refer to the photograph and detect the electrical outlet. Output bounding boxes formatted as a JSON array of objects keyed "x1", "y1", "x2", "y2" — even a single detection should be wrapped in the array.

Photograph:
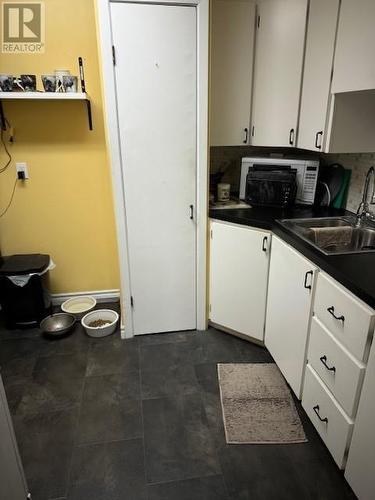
[{"x1": 15, "y1": 162, "x2": 29, "y2": 180}]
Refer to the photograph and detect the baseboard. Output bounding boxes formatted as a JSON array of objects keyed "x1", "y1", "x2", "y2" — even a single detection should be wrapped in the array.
[
  {"x1": 208, "y1": 320, "x2": 265, "y2": 347},
  {"x1": 51, "y1": 289, "x2": 120, "y2": 306}
]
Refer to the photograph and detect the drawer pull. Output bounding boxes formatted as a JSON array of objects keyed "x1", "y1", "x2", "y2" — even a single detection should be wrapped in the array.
[
  {"x1": 243, "y1": 127, "x2": 249, "y2": 144},
  {"x1": 262, "y1": 236, "x2": 268, "y2": 252},
  {"x1": 327, "y1": 306, "x2": 345, "y2": 323},
  {"x1": 289, "y1": 128, "x2": 295, "y2": 146},
  {"x1": 319, "y1": 355, "x2": 336, "y2": 373},
  {"x1": 313, "y1": 405, "x2": 328, "y2": 424},
  {"x1": 304, "y1": 270, "x2": 313, "y2": 290}
]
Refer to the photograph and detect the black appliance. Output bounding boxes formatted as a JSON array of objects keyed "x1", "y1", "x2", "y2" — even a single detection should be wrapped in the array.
[
  {"x1": 0, "y1": 254, "x2": 52, "y2": 328},
  {"x1": 245, "y1": 164, "x2": 298, "y2": 207}
]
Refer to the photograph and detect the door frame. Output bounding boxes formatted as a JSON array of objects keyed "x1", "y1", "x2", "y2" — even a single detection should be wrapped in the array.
[{"x1": 95, "y1": 0, "x2": 209, "y2": 338}]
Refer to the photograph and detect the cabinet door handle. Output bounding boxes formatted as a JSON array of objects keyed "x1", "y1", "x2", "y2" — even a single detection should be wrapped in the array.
[
  {"x1": 327, "y1": 306, "x2": 345, "y2": 323},
  {"x1": 289, "y1": 128, "x2": 295, "y2": 146},
  {"x1": 243, "y1": 127, "x2": 249, "y2": 144},
  {"x1": 313, "y1": 405, "x2": 328, "y2": 424},
  {"x1": 262, "y1": 236, "x2": 268, "y2": 252},
  {"x1": 315, "y1": 130, "x2": 323, "y2": 149},
  {"x1": 189, "y1": 204, "x2": 194, "y2": 220},
  {"x1": 320, "y1": 355, "x2": 336, "y2": 373},
  {"x1": 304, "y1": 270, "x2": 313, "y2": 290}
]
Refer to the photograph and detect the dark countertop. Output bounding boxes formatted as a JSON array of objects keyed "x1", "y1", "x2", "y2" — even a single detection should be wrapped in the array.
[{"x1": 209, "y1": 205, "x2": 375, "y2": 311}]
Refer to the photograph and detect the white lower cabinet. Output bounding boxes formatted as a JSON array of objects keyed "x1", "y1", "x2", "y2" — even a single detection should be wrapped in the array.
[
  {"x1": 308, "y1": 317, "x2": 365, "y2": 419},
  {"x1": 345, "y1": 340, "x2": 375, "y2": 500},
  {"x1": 302, "y1": 365, "x2": 354, "y2": 469},
  {"x1": 209, "y1": 220, "x2": 271, "y2": 341},
  {"x1": 0, "y1": 375, "x2": 28, "y2": 500},
  {"x1": 314, "y1": 272, "x2": 375, "y2": 362},
  {"x1": 265, "y1": 236, "x2": 317, "y2": 398},
  {"x1": 304, "y1": 272, "x2": 375, "y2": 473},
  {"x1": 209, "y1": 221, "x2": 374, "y2": 478}
]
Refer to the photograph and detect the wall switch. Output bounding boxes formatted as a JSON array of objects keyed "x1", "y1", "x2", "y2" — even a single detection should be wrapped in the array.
[{"x1": 16, "y1": 162, "x2": 29, "y2": 180}]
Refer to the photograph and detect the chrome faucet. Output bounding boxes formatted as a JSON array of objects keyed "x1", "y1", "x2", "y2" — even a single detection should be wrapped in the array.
[{"x1": 356, "y1": 166, "x2": 375, "y2": 225}]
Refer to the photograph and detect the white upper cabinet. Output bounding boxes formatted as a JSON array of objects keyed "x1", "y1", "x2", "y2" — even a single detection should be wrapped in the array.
[
  {"x1": 209, "y1": 220, "x2": 271, "y2": 342},
  {"x1": 332, "y1": 0, "x2": 375, "y2": 93},
  {"x1": 297, "y1": 0, "x2": 339, "y2": 152},
  {"x1": 210, "y1": 0, "x2": 256, "y2": 146},
  {"x1": 250, "y1": 0, "x2": 308, "y2": 147}
]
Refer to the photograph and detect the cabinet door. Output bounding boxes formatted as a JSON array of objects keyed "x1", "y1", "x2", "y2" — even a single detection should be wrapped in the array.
[
  {"x1": 251, "y1": 0, "x2": 308, "y2": 147},
  {"x1": 0, "y1": 376, "x2": 28, "y2": 500},
  {"x1": 345, "y1": 341, "x2": 375, "y2": 500},
  {"x1": 210, "y1": 0, "x2": 256, "y2": 146},
  {"x1": 332, "y1": 0, "x2": 375, "y2": 93},
  {"x1": 298, "y1": 0, "x2": 339, "y2": 151},
  {"x1": 209, "y1": 221, "x2": 270, "y2": 341},
  {"x1": 265, "y1": 236, "x2": 317, "y2": 398}
]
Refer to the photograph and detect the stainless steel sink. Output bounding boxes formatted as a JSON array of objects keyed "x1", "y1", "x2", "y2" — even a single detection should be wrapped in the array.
[{"x1": 278, "y1": 216, "x2": 375, "y2": 255}]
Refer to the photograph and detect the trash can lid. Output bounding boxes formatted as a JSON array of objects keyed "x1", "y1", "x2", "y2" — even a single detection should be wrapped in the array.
[{"x1": 0, "y1": 254, "x2": 50, "y2": 276}]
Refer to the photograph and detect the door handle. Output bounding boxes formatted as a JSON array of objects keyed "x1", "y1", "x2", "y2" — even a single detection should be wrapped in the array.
[
  {"x1": 315, "y1": 130, "x2": 323, "y2": 149},
  {"x1": 189, "y1": 205, "x2": 194, "y2": 220},
  {"x1": 243, "y1": 127, "x2": 249, "y2": 144},
  {"x1": 262, "y1": 236, "x2": 268, "y2": 252},
  {"x1": 320, "y1": 355, "x2": 336, "y2": 373},
  {"x1": 327, "y1": 306, "x2": 345, "y2": 323},
  {"x1": 304, "y1": 270, "x2": 313, "y2": 290},
  {"x1": 289, "y1": 128, "x2": 295, "y2": 146},
  {"x1": 313, "y1": 405, "x2": 328, "y2": 424}
]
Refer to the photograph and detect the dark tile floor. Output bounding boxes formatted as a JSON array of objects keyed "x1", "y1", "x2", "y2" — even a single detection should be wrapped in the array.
[{"x1": 0, "y1": 307, "x2": 356, "y2": 500}]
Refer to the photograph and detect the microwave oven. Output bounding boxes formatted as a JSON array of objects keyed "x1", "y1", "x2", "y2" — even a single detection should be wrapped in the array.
[{"x1": 239, "y1": 157, "x2": 319, "y2": 206}]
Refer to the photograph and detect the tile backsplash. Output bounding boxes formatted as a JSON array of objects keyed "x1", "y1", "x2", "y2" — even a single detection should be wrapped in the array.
[
  {"x1": 322, "y1": 153, "x2": 375, "y2": 213},
  {"x1": 210, "y1": 146, "x2": 375, "y2": 213}
]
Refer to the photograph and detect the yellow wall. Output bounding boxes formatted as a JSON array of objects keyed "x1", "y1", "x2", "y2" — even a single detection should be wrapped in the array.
[{"x1": 0, "y1": 0, "x2": 120, "y2": 293}]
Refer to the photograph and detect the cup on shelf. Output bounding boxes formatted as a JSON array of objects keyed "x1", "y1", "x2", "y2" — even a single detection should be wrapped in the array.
[
  {"x1": 0, "y1": 75, "x2": 14, "y2": 92},
  {"x1": 62, "y1": 75, "x2": 78, "y2": 93},
  {"x1": 41, "y1": 75, "x2": 57, "y2": 92}
]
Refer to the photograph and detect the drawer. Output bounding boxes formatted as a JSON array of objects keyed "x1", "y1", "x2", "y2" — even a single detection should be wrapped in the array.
[
  {"x1": 302, "y1": 365, "x2": 354, "y2": 469},
  {"x1": 308, "y1": 317, "x2": 365, "y2": 418},
  {"x1": 314, "y1": 273, "x2": 375, "y2": 361}
]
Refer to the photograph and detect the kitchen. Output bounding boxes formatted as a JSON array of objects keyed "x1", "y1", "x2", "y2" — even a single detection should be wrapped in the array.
[{"x1": 0, "y1": 0, "x2": 375, "y2": 499}]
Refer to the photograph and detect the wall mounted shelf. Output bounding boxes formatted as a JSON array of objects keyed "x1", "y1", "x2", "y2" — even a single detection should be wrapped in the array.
[{"x1": 0, "y1": 92, "x2": 93, "y2": 130}]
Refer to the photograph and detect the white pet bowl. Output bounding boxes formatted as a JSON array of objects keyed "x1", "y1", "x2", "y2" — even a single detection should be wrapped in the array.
[
  {"x1": 81, "y1": 309, "x2": 119, "y2": 338},
  {"x1": 61, "y1": 296, "x2": 96, "y2": 319}
]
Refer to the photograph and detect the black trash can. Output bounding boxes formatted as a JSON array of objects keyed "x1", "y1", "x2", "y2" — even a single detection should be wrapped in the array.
[{"x1": 0, "y1": 254, "x2": 52, "y2": 328}]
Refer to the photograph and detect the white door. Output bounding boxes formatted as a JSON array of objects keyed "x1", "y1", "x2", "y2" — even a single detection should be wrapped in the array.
[
  {"x1": 251, "y1": 0, "x2": 307, "y2": 147},
  {"x1": 111, "y1": 3, "x2": 197, "y2": 335},
  {"x1": 298, "y1": 0, "x2": 339, "y2": 151},
  {"x1": 210, "y1": 0, "x2": 256, "y2": 146},
  {"x1": 209, "y1": 221, "x2": 271, "y2": 341},
  {"x1": 0, "y1": 376, "x2": 28, "y2": 500},
  {"x1": 265, "y1": 237, "x2": 317, "y2": 398},
  {"x1": 345, "y1": 340, "x2": 375, "y2": 500},
  {"x1": 332, "y1": 0, "x2": 375, "y2": 93}
]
